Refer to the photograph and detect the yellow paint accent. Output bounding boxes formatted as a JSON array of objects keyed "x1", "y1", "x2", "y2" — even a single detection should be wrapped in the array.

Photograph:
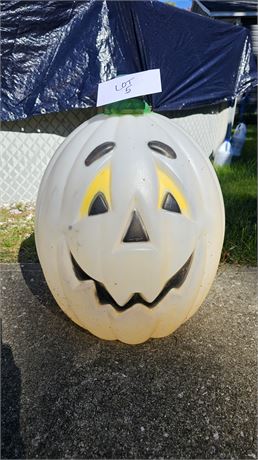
[
  {"x1": 157, "y1": 168, "x2": 188, "y2": 214},
  {"x1": 80, "y1": 167, "x2": 111, "y2": 217}
]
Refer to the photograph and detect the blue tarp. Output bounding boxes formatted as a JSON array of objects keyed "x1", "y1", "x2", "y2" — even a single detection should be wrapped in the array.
[{"x1": 1, "y1": 0, "x2": 257, "y2": 121}]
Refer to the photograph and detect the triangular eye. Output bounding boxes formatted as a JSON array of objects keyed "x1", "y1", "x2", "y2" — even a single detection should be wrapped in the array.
[
  {"x1": 162, "y1": 192, "x2": 181, "y2": 213},
  {"x1": 89, "y1": 193, "x2": 109, "y2": 216}
]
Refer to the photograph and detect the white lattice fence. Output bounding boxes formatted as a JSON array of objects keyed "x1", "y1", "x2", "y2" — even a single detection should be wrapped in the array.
[{"x1": 0, "y1": 109, "x2": 97, "y2": 204}]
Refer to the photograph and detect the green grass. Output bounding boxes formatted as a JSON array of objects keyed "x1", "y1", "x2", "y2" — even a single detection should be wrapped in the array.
[
  {"x1": 0, "y1": 204, "x2": 38, "y2": 263},
  {"x1": 215, "y1": 125, "x2": 257, "y2": 265},
  {"x1": 0, "y1": 125, "x2": 256, "y2": 265}
]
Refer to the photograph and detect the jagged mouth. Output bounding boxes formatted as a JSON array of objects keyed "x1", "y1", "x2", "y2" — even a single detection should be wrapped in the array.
[{"x1": 70, "y1": 252, "x2": 193, "y2": 310}]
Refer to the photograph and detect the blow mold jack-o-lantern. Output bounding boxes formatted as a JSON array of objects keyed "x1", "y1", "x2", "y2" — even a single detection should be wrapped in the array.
[{"x1": 35, "y1": 103, "x2": 225, "y2": 344}]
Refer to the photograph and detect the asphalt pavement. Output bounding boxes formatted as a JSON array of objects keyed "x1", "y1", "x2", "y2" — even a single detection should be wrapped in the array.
[{"x1": 1, "y1": 263, "x2": 257, "y2": 459}]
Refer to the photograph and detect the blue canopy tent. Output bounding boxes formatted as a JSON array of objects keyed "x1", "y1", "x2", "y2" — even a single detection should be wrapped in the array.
[{"x1": 1, "y1": 0, "x2": 257, "y2": 121}]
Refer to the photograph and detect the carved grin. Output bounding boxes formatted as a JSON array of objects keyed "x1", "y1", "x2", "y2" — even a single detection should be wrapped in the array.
[{"x1": 70, "y1": 252, "x2": 193, "y2": 310}]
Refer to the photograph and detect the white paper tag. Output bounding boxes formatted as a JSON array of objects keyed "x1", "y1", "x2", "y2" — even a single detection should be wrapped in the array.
[{"x1": 96, "y1": 69, "x2": 162, "y2": 107}]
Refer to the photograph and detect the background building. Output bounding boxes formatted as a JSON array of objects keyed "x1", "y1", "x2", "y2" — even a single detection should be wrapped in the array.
[{"x1": 191, "y1": 0, "x2": 258, "y2": 56}]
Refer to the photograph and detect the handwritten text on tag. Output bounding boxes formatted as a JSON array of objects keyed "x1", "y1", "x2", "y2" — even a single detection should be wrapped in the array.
[{"x1": 96, "y1": 69, "x2": 162, "y2": 107}]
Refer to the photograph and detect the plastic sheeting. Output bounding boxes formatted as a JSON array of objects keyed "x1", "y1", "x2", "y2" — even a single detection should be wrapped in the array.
[{"x1": 1, "y1": 0, "x2": 257, "y2": 121}]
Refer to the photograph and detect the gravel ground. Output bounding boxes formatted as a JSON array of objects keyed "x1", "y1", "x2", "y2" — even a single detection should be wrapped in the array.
[{"x1": 1, "y1": 263, "x2": 257, "y2": 459}]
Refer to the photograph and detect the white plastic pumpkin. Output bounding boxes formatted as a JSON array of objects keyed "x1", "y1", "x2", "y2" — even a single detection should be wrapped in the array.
[{"x1": 35, "y1": 111, "x2": 225, "y2": 344}]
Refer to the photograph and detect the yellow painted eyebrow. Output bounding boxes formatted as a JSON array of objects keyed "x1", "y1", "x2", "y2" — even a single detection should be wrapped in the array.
[
  {"x1": 80, "y1": 167, "x2": 111, "y2": 218},
  {"x1": 157, "y1": 168, "x2": 188, "y2": 214}
]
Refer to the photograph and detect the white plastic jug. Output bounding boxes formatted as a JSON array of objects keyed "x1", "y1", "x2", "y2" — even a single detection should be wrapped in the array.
[
  {"x1": 214, "y1": 140, "x2": 232, "y2": 166},
  {"x1": 231, "y1": 123, "x2": 247, "y2": 157}
]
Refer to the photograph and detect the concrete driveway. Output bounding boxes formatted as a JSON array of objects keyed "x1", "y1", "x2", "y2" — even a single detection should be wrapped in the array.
[{"x1": 1, "y1": 263, "x2": 256, "y2": 459}]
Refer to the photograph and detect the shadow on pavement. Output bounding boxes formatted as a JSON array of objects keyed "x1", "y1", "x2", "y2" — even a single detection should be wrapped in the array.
[
  {"x1": 18, "y1": 235, "x2": 60, "y2": 317},
  {"x1": 1, "y1": 343, "x2": 26, "y2": 459},
  {"x1": 18, "y1": 233, "x2": 38, "y2": 264}
]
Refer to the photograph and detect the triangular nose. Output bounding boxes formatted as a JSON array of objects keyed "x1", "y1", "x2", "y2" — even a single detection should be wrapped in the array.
[{"x1": 123, "y1": 210, "x2": 149, "y2": 243}]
